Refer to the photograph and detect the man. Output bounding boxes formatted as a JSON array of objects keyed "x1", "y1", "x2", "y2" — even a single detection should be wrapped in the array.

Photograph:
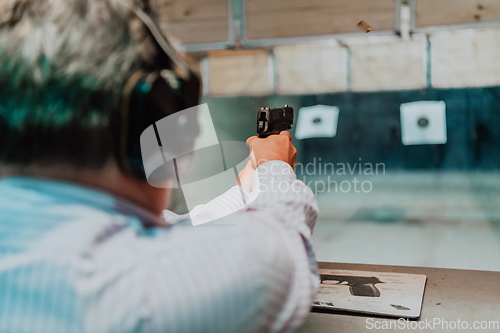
[{"x1": 0, "y1": 1, "x2": 319, "y2": 332}]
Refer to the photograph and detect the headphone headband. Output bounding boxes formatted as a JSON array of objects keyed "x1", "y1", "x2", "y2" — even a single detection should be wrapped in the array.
[
  {"x1": 117, "y1": 5, "x2": 201, "y2": 179},
  {"x1": 131, "y1": 6, "x2": 190, "y2": 79}
]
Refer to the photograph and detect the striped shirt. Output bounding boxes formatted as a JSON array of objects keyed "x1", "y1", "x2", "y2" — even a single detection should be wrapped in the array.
[{"x1": 0, "y1": 161, "x2": 319, "y2": 333}]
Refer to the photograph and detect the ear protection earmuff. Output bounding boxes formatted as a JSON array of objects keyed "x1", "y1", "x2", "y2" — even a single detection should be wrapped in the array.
[{"x1": 118, "y1": 6, "x2": 201, "y2": 179}]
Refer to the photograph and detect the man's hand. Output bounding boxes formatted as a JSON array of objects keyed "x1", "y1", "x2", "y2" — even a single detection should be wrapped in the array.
[
  {"x1": 246, "y1": 131, "x2": 297, "y2": 169},
  {"x1": 236, "y1": 160, "x2": 255, "y2": 192}
]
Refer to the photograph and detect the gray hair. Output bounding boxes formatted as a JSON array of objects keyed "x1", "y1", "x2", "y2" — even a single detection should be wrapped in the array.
[
  {"x1": 0, "y1": 0, "x2": 161, "y2": 98},
  {"x1": 0, "y1": 0, "x2": 177, "y2": 168}
]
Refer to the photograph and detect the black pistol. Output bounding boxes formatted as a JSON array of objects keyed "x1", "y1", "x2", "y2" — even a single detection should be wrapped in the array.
[
  {"x1": 257, "y1": 105, "x2": 294, "y2": 138},
  {"x1": 320, "y1": 274, "x2": 385, "y2": 297}
]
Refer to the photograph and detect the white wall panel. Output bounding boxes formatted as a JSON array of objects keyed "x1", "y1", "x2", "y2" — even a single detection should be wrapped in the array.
[
  {"x1": 207, "y1": 50, "x2": 273, "y2": 95},
  {"x1": 275, "y1": 42, "x2": 348, "y2": 94},
  {"x1": 350, "y1": 36, "x2": 427, "y2": 91},
  {"x1": 431, "y1": 29, "x2": 500, "y2": 88}
]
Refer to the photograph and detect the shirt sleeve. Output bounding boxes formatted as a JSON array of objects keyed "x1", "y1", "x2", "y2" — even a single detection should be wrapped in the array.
[
  {"x1": 237, "y1": 160, "x2": 320, "y2": 332},
  {"x1": 163, "y1": 185, "x2": 250, "y2": 225},
  {"x1": 154, "y1": 161, "x2": 319, "y2": 332},
  {"x1": 188, "y1": 185, "x2": 251, "y2": 223}
]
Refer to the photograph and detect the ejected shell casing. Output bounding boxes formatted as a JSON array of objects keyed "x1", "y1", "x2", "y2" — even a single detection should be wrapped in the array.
[{"x1": 358, "y1": 20, "x2": 372, "y2": 33}]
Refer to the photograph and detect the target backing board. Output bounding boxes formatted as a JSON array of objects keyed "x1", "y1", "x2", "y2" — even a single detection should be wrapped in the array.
[
  {"x1": 295, "y1": 105, "x2": 340, "y2": 140},
  {"x1": 400, "y1": 101, "x2": 447, "y2": 146}
]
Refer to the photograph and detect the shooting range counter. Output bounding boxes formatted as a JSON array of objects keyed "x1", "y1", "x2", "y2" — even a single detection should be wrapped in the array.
[{"x1": 298, "y1": 262, "x2": 500, "y2": 333}]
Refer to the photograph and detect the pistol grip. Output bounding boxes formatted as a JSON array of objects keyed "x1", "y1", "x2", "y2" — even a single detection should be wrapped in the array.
[{"x1": 258, "y1": 130, "x2": 281, "y2": 138}]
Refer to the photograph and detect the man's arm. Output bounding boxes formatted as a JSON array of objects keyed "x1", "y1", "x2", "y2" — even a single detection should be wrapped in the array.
[
  {"x1": 155, "y1": 132, "x2": 318, "y2": 332},
  {"x1": 185, "y1": 185, "x2": 250, "y2": 224},
  {"x1": 164, "y1": 160, "x2": 255, "y2": 225},
  {"x1": 236, "y1": 160, "x2": 319, "y2": 332},
  {"x1": 173, "y1": 130, "x2": 299, "y2": 226},
  {"x1": 153, "y1": 160, "x2": 318, "y2": 332}
]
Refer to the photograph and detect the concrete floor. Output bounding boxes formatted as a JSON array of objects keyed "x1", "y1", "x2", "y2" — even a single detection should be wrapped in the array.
[{"x1": 310, "y1": 171, "x2": 500, "y2": 271}]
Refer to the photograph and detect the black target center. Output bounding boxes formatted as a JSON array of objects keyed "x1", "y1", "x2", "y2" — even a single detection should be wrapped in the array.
[{"x1": 418, "y1": 118, "x2": 429, "y2": 127}]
